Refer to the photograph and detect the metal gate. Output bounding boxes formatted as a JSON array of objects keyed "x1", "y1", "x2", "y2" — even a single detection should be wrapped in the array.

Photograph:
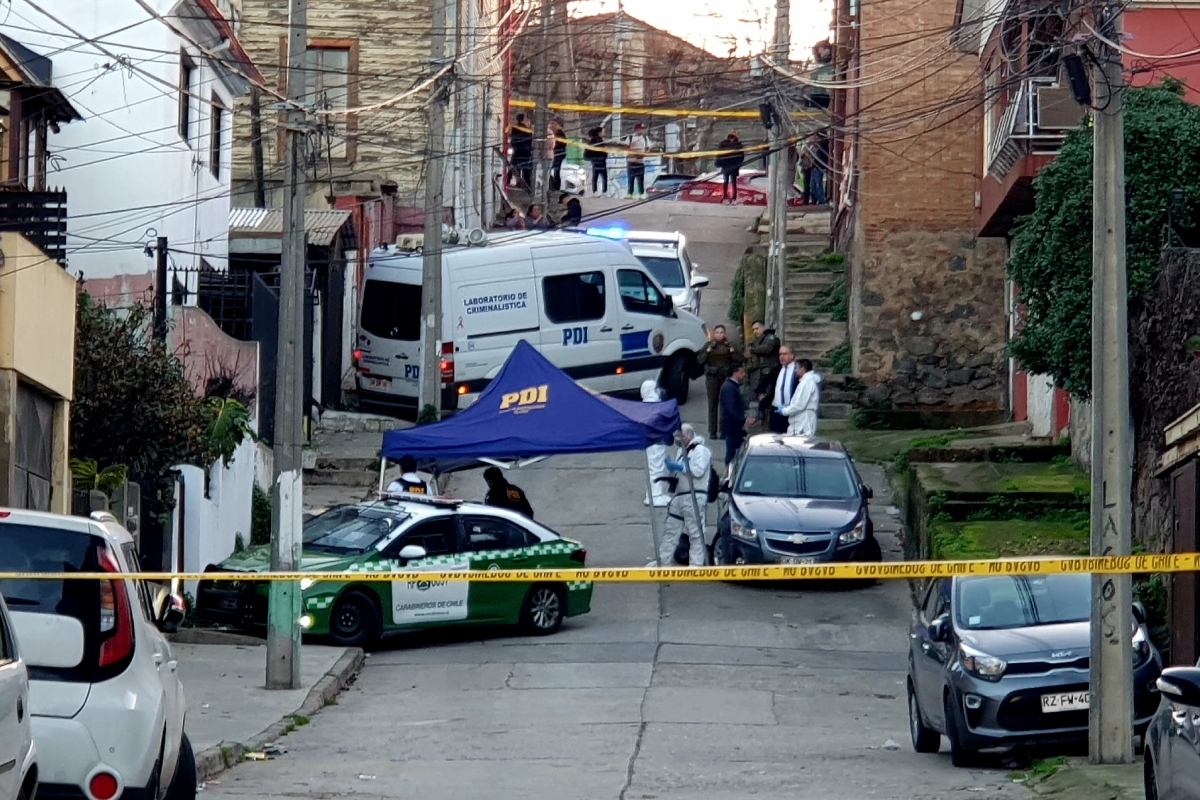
[
  {"x1": 14, "y1": 382, "x2": 53, "y2": 511},
  {"x1": 1172, "y1": 459, "x2": 1199, "y2": 666}
]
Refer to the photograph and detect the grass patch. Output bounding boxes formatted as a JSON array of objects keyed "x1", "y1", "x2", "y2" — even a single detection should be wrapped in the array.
[
  {"x1": 809, "y1": 274, "x2": 848, "y2": 321},
  {"x1": 822, "y1": 339, "x2": 851, "y2": 374},
  {"x1": 788, "y1": 252, "x2": 844, "y2": 271},
  {"x1": 931, "y1": 518, "x2": 1089, "y2": 560},
  {"x1": 822, "y1": 423, "x2": 963, "y2": 464},
  {"x1": 1010, "y1": 756, "x2": 1070, "y2": 784}
]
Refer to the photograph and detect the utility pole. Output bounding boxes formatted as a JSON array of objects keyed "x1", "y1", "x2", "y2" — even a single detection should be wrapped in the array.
[
  {"x1": 267, "y1": 0, "x2": 307, "y2": 691},
  {"x1": 532, "y1": 0, "x2": 552, "y2": 206},
  {"x1": 612, "y1": 1, "x2": 624, "y2": 144},
  {"x1": 152, "y1": 236, "x2": 168, "y2": 341},
  {"x1": 419, "y1": 0, "x2": 450, "y2": 415},
  {"x1": 765, "y1": 0, "x2": 789, "y2": 330},
  {"x1": 1088, "y1": 1, "x2": 1133, "y2": 764},
  {"x1": 250, "y1": 89, "x2": 267, "y2": 208}
]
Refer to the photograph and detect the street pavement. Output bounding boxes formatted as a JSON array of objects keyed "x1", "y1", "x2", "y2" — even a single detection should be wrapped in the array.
[{"x1": 200, "y1": 198, "x2": 1026, "y2": 799}]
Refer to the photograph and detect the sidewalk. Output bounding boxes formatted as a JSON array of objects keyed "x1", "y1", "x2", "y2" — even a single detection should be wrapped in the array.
[
  {"x1": 1022, "y1": 758, "x2": 1142, "y2": 799},
  {"x1": 171, "y1": 642, "x2": 363, "y2": 781}
]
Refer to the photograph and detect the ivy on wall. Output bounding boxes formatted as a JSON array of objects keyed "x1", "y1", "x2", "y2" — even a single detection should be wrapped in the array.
[{"x1": 1007, "y1": 81, "x2": 1200, "y2": 398}]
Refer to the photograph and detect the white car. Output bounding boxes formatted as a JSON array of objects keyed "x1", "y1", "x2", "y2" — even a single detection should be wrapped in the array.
[
  {"x1": 623, "y1": 231, "x2": 709, "y2": 316},
  {"x1": 0, "y1": 508, "x2": 192, "y2": 800},
  {"x1": 0, "y1": 591, "x2": 36, "y2": 800}
]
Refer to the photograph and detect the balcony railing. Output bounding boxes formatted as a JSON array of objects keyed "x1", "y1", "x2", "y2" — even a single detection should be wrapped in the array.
[
  {"x1": 985, "y1": 77, "x2": 1082, "y2": 180},
  {"x1": 0, "y1": 190, "x2": 68, "y2": 266}
]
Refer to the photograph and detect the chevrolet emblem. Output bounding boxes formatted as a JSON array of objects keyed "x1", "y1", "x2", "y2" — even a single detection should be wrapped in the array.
[{"x1": 790, "y1": 534, "x2": 809, "y2": 544}]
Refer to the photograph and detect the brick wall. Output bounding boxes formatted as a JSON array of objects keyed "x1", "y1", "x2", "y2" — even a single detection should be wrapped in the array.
[{"x1": 846, "y1": 0, "x2": 1009, "y2": 414}]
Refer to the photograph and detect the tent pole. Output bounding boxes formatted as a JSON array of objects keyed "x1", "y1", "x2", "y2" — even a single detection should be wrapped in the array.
[
  {"x1": 682, "y1": 450, "x2": 706, "y2": 565},
  {"x1": 643, "y1": 451, "x2": 664, "y2": 563},
  {"x1": 377, "y1": 457, "x2": 388, "y2": 494}
]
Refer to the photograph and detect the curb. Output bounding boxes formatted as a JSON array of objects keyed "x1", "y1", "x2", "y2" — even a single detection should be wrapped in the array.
[{"x1": 194, "y1": 647, "x2": 365, "y2": 783}]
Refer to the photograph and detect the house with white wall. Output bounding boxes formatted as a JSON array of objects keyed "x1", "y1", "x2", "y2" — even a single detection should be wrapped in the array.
[{"x1": 1, "y1": 0, "x2": 260, "y2": 295}]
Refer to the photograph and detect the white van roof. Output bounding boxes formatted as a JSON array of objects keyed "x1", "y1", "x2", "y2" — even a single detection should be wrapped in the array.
[{"x1": 367, "y1": 230, "x2": 631, "y2": 270}]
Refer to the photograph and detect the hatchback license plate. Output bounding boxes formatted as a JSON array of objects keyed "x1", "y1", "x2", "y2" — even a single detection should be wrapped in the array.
[
  {"x1": 1041, "y1": 691, "x2": 1090, "y2": 712},
  {"x1": 782, "y1": 556, "x2": 817, "y2": 565}
]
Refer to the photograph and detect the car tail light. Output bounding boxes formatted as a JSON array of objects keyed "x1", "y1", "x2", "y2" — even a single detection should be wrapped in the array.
[
  {"x1": 570, "y1": 549, "x2": 587, "y2": 564},
  {"x1": 89, "y1": 772, "x2": 120, "y2": 800},
  {"x1": 440, "y1": 342, "x2": 454, "y2": 384},
  {"x1": 97, "y1": 547, "x2": 134, "y2": 668}
]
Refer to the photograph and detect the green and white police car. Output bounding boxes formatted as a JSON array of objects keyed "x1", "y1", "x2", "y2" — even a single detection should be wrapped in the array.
[{"x1": 195, "y1": 496, "x2": 593, "y2": 646}]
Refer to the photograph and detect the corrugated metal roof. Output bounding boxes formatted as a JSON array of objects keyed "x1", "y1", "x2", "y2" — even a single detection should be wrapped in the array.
[{"x1": 229, "y1": 207, "x2": 352, "y2": 246}]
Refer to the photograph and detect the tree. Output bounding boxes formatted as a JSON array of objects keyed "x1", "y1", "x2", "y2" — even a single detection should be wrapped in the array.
[
  {"x1": 71, "y1": 293, "x2": 216, "y2": 500},
  {"x1": 1007, "y1": 82, "x2": 1200, "y2": 398}
]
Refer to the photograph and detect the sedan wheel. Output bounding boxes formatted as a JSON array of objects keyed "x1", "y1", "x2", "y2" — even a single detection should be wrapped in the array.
[
  {"x1": 520, "y1": 585, "x2": 565, "y2": 635},
  {"x1": 907, "y1": 681, "x2": 940, "y2": 753}
]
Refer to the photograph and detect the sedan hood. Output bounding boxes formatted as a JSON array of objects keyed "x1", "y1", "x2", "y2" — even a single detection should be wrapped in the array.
[
  {"x1": 733, "y1": 495, "x2": 860, "y2": 533},
  {"x1": 217, "y1": 545, "x2": 363, "y2": 574},
  {"x1": 958, "y1": 621, "x2": 1091, "y2": 660}
]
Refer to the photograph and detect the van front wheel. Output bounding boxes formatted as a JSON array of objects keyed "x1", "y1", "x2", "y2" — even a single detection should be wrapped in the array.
[{"x1": 662, "y1": 355, "x2": 690, "y2": 403}]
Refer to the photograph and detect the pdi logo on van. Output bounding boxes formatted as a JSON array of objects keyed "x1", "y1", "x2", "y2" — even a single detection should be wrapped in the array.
[
  {"x1": 499, "y1": 384, "x2": 549, "y2": 414},
  {"x1": 651, "y1": 331, "x2": 665, "y2": 354}
]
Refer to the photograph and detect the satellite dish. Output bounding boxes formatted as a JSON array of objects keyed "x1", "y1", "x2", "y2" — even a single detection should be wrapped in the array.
[{"x1": 465, "y1": 228, "x2": 488, "y2": 246}]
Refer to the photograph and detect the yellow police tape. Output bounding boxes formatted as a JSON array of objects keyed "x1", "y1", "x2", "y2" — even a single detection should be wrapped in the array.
[{"x1": 1, "y1": 554, "x2": 1197, "y2": 583}]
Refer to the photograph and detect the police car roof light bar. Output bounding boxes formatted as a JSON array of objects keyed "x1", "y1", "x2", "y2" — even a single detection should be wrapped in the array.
[{"x1": 377, "y1": 491, "x2": 463, "y2": 509}]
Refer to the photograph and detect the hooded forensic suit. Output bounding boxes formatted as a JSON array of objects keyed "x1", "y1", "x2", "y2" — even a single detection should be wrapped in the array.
[
  {"x1": 779, "y1": 369, "x2": 822, "y2": 436},
  {"x1": 659, "y1": 426, "x2": 712, "y2": 567},
  {"x1": 641, "y1": 380, "x2": 671, "y2": 507}
]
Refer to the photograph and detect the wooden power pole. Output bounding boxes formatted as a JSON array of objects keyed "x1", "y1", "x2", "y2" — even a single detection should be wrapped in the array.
[{"x1": 267, "y1": 0, "x2": 307, "y2": 691}]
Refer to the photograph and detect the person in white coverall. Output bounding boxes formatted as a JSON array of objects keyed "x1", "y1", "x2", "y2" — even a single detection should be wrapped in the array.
[
  {"x1": 659, "y1": 424, "x2": 712, "y2": 567},
  {"x1": 779, "y1": 358, "x2": 822, "y2": 436},
  {"x1": 641, "y1": 380, "x2": 671, "y2": 507}
]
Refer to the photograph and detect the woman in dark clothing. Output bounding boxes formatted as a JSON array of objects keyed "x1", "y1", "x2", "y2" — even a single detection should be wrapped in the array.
[
  {"x1": 584, "y1": 126, "x2": 608, "y2": 195},
  {"x1": 714, "y1": 132, "x2": 745, "y2": 202}
]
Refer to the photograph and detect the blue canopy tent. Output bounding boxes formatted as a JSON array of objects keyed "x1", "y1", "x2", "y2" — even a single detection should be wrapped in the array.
[
  {"x1": 381, "y1": 340, "x2": 680, "y2": 472},
  {"x1": 378, "y1": 340, "x2": 685, "y2": 555}
]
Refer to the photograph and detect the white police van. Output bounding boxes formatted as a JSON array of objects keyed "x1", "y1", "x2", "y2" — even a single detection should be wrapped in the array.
[{"x1": 354, "y1": 231, "x2": 708, "y2": 413}]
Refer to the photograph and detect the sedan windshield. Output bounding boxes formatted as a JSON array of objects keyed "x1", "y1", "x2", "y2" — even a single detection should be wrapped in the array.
[
  {"x1": 303, "y1": 506, "x2": 406, "y2": 554},
  {"x1": 735, "y1": 456, "x2": 859, "y2": 500},
  {"x1": 955, "y1": 574, "x2": 1091, "y2": 630},
  {"x1": 633, "y1": 255, "x2": 685, "y2": 288}
]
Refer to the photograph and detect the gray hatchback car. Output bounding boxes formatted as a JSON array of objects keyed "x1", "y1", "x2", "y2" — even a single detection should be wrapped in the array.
[
  {"x1": 907, "y1": 572, "x2": 1162, "y2": 766},
  {"x1": 712, "y1": 434, "x2": 881, "y2": 566}
]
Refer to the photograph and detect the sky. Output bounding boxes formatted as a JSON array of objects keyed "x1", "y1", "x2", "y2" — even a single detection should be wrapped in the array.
[{"x1": 569, "y1": 0, "x2": 833, "y2": 60}]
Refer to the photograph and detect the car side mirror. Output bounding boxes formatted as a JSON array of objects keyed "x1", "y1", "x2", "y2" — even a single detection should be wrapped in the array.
[
  {"x1": 1159, "y1": 668, "x2": 1200, "y2": 706},
  {"x1": 398, "y1": 544, "x2": 428, "y2": 562},
  {"x1": 861, "y1": 485, "x2": 874, "y2": 499},
  {"x1": 927, "y1": 615, "x2": 950, "y2": 642},
  {"x1": 690, "y1": 274, "x2": 709, "y2": 289},
  {"x1": 1133, "y1": 600, "x2": 1147, "y2": 626},
  {"x1": 154, "y1": 587, "x2": 187, "y2": 634}
]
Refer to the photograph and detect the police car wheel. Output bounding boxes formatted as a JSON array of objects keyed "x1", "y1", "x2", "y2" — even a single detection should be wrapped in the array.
[
  {"x1": 329, "y1": 590, "x2": 382, "y2": 647},
  {"x1": 520, "y1": 584, "x2": 566, "y2": 635}
]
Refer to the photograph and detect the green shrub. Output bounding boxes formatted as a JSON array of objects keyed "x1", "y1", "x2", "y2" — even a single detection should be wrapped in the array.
[
  {"x1": 251, "y1": 484, "x2": 272, "y2": 546},
  {"x1": 810, "y1": 274, "x2": 848, "y2": 321},
  {"x1": 729, "y1": 264, "x2": 745, "y2": 323}
]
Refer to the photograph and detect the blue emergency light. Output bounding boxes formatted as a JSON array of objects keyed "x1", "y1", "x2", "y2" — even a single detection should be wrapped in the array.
[{"x1": 584, "y1": 226, "x2": 626, "y2": 240}]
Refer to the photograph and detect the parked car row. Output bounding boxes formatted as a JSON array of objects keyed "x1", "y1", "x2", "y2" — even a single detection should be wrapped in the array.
[{"x1": 0, "y1": 508, "x2": 193, "y2": 800}]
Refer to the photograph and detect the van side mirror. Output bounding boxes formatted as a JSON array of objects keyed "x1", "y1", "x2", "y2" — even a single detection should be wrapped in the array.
[
  {"x1": 861, "y1": 485, "x2": 874, "y2": 499},
  {"x1": 1133, "y1": 600, "x2": 1147, "y2": 625},
  {"x1": 690, "y1": 274, "x2": 709, "y2": 289},
  {"x1": 399, "y1": 544, "x2": 428, "y2": 562}
]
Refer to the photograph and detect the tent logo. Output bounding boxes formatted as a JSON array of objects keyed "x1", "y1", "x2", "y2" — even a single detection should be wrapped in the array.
[{"x1": 499, "y1": 384, "x2": 549, "y2": 413}]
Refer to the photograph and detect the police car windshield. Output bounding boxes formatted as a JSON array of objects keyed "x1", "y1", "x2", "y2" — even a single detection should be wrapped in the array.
[
  {"x1": 735, "y1": 456, "x2": 859, "y2": 500},
  {"x1": 633, "y1": 255, "x2": 685, "y2": 288},
  {"x1": 303, "y1": 506, "x2": 407, "y2": 553}
]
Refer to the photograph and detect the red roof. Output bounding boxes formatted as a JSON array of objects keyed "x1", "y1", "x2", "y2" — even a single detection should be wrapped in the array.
[{"x1": 192, "y1": 0, "x2": 264, "y2": 85}]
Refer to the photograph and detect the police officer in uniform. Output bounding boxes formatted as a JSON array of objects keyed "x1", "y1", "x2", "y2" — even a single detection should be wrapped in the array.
[
  {"x1": 697, "y1": 325, "x2": 743, "y2": 439},
  {"x1": 386, "y1": 455, "x2": 431, "y2": 495},
  {"x1": 745, "y1": 320, "x2": 781, "y2": 426},
  {"x1": 483, "y1": 467, "x2": 534, "y2": 519}
]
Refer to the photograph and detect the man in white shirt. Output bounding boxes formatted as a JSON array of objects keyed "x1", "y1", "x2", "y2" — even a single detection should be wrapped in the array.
[
  {"x1": 769, "y1": 346, "x2": 799, "y2": 433},
  {"x1": 779, "y1": 358, "x2": 822, "y2": 436},
  {"x1": 386, "y1": 455, "x2": 432, "y2": 495}
]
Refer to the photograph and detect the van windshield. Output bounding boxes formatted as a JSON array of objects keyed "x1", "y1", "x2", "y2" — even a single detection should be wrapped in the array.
[
  {"x1": 634, "y1": 255, "x2": 685, "y2": 288},
  {"x1": 361, "y1": 280, "x2": 421, "y2": 341}
]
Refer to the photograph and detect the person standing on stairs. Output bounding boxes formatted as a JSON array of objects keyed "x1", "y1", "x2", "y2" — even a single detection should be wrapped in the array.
[{"x1": 745, "y1": 321, "x2": 781, "y2": 428}]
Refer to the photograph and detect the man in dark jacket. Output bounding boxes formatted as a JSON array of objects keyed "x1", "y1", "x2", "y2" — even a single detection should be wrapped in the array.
[
  {"x1": 715, "y1": 132, "x2": 745, "y2": 202},
  {"x1": 483, "y1": 467, "x2": 534, "y2": 518},
  {"x1": 745, "y1": 320, "x2": 781, "y2": 422},
  {"x1": 584, "y1": 127, "x2": 607, "y2": 194},
  {"x1": 510, "y1": 114, "x2": 533, "y2": 188},
  {"x1": 719, "y1": 365, "x2": 755, "y2": 467},
  {"x1": 548, "y1": 119, "x2": 567, "y2": 192},
  {"x1": 697, "y1": 324, "x2": 743, "y2": 438}
]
